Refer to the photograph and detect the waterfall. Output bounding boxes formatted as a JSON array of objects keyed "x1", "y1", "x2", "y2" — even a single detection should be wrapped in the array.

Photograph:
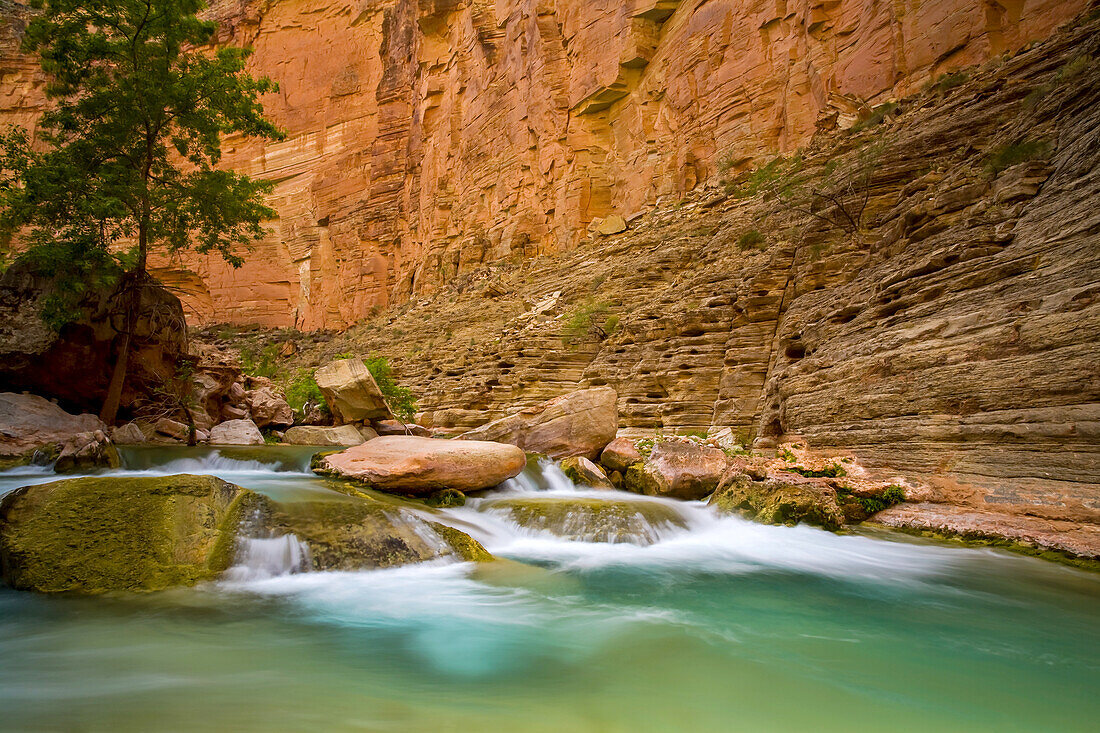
[{"x1": 224, "y1": 534, "x2": 312, "y2": 581}]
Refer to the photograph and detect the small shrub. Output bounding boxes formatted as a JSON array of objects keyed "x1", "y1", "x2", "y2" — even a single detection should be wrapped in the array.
[
  {"x1": 850, "y1": 102, "x2": 898, "y2": 133},
  {"x1": 364, "y1": 356, "x2": 418, "y2": 420},
  {"x1": 240, "y1": 344, "x2": 279, "y2": 378},
  {"x1": 562, "y1": 300, "x2": 616, "y2": 345},
  {"x1": 788, "y1": 463, "x2": 847, "y2": 478},
  {"x1": 737, "y1": 229, "x2": 766, "y2": 250},
  {"x1": 778, "y1": 447, "x2": 797, "y2": 463},
  {"x1": 984, "y1": 139, "x2": 1050, "y2": 176},
  {"x1": 284, "y1": 369, "x2": 327, "y2": 416},
  {"x1": 929, "y1": 70, "x2": 970, "y2": 94}
]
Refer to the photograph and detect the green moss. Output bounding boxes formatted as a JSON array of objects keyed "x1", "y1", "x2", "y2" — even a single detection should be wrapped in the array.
[
  {"x1": 427, "y1": 522, "x2": 493, "y2": 562},
  {"x1": 482, "y1": 497, "x2": 686, "y2": 543},
  {"x1": 984, "y1": 139, "x2": 1050, "y2": 176},
  {"x1": 425, "y1": 488, "x2": 466, "y2": 508},
  {"x1": 737, "y1": 229, "x2": 766, "y2": 250},
  {"x1": 0, "y1": 474, "x2": 249, "y2": 594},
  {"x1": 709, "y1": 475, "x2": 844, "y2": 531},
  {"x1": 786, "y1": 463, "x2": 846, "y2": 478}
]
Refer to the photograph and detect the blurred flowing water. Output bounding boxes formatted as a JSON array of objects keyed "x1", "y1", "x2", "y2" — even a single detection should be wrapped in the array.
[{"x1": 1, "y1": 448, "x2": 1097, "y2": 732}]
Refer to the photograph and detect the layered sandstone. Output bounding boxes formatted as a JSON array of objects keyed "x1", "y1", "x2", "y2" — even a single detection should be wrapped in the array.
[
  {"x1": 248, "y1": 13, "x2": 1100, "y2": 525},
  {"x1": 1, "y1": 0, "x2": 1089, "y2": 328}
]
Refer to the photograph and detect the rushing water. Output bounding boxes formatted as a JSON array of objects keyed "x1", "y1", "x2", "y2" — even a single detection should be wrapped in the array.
[{"x1": 1, "y1": 448, "x2": 1098, "y2": 732}]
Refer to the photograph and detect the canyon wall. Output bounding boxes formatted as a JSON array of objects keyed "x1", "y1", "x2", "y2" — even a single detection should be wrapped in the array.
[{"x1": 2, "y1": 0, "x2": 1088, "y2": 328}]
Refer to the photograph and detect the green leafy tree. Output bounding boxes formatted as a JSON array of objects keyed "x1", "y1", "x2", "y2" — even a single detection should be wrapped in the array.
[{"x1": 0, "y1": 0, "x2": 284, "y2": 423}]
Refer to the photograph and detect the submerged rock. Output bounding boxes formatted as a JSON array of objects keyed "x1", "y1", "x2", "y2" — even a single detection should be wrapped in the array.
[
  {"x1": 317, "y1": 435, "x2": 526, "y2": 495},
  {"x1": 482, "y1": 496, "x2": 687, "y2": 544},
  {"x1": 709, "y1": 473, "x2": 844, "y2": 531},
  {"x1": 284, "y1": 424, "x2": 366, "y2": 446},
  {"x1": 0, "y1": 473, "x2": 495, "y2": 593},
  {"x1": 209, "y1": 418, "x2": 265, "y2": 446},
  {"x1": 624, "y1": 440, "x2": 729, "y2": 500},
  {"x1": 0, "y1": 474, "x2": 250, "y2": 593},
  {"x1": 313, "y1": 358, "x2": 393, "y2": 424},
  {"x1": 249, "y1": 493, "x2": 492, "y2": 570},
  {"x1": 560, "y1": 456, "x2": 614, "y2": 489},
  {"x1": 458, "y1": 387, "x2": 618, "y2": 459}
]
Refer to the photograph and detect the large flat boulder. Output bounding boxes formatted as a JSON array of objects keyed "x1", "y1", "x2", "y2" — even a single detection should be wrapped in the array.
[
  {"x1": 0, "y1": 474, "x2": 249, "y2": 593},
  {"x1": 316, "y1": 435, "x2": 525, "y2": 495},
  {"x1": 458, "y1": 387, "x2": 618, "y2": 459},
  {"x1": 313, "y1": 359, "x2": 393, "y2": 424},
  {"x1": 209, "y1": 418, "x2": 264, "y2": 446},
  {"x1": 0, "y1": 392, "x2": 107, "y2": 459},
  {"x1": 284, "y1": 425, "x2": 365, "y2": 446},
  {"x1": 624, "y1": 440, "x2": 729, "y2": 500},
  {"x1": 0, "y1": 473, "x2": 494, "y2": 594}
]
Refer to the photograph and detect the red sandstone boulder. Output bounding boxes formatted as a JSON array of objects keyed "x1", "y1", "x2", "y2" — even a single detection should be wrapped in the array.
[
  {"x1": 623, "y1": 440, "x2": 729, "y2": 500},
  {"x1": 284, "y1": 425, "x2": 365, "y2": 447},
  {"x1": 599, "y1": 437, "x2": 643, "y2": 473},
  {"x1": 209, "y1": 419, "x2": 264, "y2": 446},
  {"x1": 314, "y1": 359, "x2": 393, "y2": 424},
  {"x1": 247, "y1": 386, "x2": 294, "y2": 429},
  {"x1": 0, "y1": 393, "x2": 107, "y2": 459},
  {"x1": 458, "y1": 387, "x2": 618, "y2": 460},
  {"x1": 317, "y1": 435, "x2": 526, "y2": 495}
]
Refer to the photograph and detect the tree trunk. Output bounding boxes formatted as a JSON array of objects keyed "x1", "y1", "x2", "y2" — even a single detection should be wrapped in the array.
[
  {"x1": 100, "y1": 209, "x2": 149, "y2": 425},
  {"x1": 99, "y1": 278, "x2": 139, "y2": 425}
]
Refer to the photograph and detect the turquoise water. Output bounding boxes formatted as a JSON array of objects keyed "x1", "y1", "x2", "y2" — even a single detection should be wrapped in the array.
[{"x1": 1, "y1": 449, "x2": 1097, "y2": 732}]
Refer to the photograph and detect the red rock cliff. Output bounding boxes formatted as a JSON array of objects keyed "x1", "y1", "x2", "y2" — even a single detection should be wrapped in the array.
[{"x1": 2, "y1": 0, "x2": 1086, "y2": 328}]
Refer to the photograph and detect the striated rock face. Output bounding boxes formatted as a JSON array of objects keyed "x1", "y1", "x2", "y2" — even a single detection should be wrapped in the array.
[
  {"x1": 2, "y1": 0, "x2": 1088, "y2": 329},
  {"x1": 292, "y1": 16, "x2": 1100, "y2": 526}
]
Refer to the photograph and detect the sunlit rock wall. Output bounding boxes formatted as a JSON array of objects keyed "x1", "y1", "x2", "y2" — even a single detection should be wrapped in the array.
[{"x1": 3, "y1": 0, "x2": 1084, "y2": 328}]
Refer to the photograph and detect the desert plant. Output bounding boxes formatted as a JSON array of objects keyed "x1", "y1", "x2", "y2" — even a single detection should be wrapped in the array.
[
  {"x1": 984, "y1": 139, "x2": 1050, "y2": 176},
  {"x1": 737, "y1": 229, "x2": 767, "y2": 250}
]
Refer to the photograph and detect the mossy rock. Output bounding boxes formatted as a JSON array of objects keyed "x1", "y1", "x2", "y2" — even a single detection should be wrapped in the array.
[
  {"x1": 253, "y1": 493, "x2": 492, "y2": 570},
  {"x1": 482, "y1": 496, "x2": 687, "y2": 544},
  {"x1": 709, "y1": 474, "x2": 844, "y2": 531},
  {"x1": 0, "y1": 474, "x2": 253, "y2": 593}
]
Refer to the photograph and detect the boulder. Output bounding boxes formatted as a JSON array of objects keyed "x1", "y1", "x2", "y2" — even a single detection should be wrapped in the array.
[
  {"x1": 154, "y1": 417, "x2": 190, "y2": 442},
  {"x1": 595, "y1": 214, "x2": 627, "y2": 235},
  {"x1": 359, "y1": 425, "x2": 380, "y2": 442},
  {"x1": 560, "y1": 456, "x2": 614, "y2": 489},
  {"x1": 220, "y1": 404, "x2": 249, "y2": 421},
  {"x1": 209, "y1": 419, "x2": 265, "y2": 446},
  {"x1": 313, "y1": 359, "x2": 393, "y2": 424},
  {"x1": 0, "y1": 264, "x2": 187, "y2": 416},
  {"x1": 623, "y1": 440, "x2": 729, "y2": 500},
  {"x1": 458, "y1": 387, "x2": 618, "y2": 459},
  {"x1": 709, "y1": 472, "x2": 845, "y2": 531},
  {"x1": 0, "y1": 392, "x2": 106, "y2": 460},
  {"x1": 284, "y1": 425, "x2": 366, "y2": 447},
  {"x1": 247, "y1": 386, "x2": 294, "y2": 429},
  {"x1": 599, "y1": 436, "x2": 643, "y2": 473},
  {"x1": 111, "y1": 422, "x2": 146, "y2": 444},
  {"x1": 0, "y1": 474, "x2": 494, "y2": 594},
  {"x1": 0, "y1": 474, "x2": 250, "y2": 593},
  {"x1": 316, "y1": 435, "x2": 526, "y2": 495},
  {"x1": 54, "y1": 431, "x2": 120, "y2": 473},
  {"x1": 482, "y1": 497, "x2": 686, "y2": 544},
  {"x1": 373, "y1": 419, "x2": 431, "y2": 437}
]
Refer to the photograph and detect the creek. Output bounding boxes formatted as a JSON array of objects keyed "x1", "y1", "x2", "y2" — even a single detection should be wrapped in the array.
[{"x1": 1, "y1": 447, "x2": 1097, "y2": 731}]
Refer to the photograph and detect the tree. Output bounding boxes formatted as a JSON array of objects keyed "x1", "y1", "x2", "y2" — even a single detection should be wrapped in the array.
[{"x1": 0, "y1": 0, "x2": 284, "y2": 423}]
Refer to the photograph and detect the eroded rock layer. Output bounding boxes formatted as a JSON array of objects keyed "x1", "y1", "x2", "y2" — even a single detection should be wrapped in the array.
[{"x1": 1, "y1": 0, "x2": 1088, "y2": 327}]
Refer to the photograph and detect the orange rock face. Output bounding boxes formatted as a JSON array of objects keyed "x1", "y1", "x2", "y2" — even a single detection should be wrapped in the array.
[{"x1": 0, "y1": 0, "x2": 1088, "y2": 328}]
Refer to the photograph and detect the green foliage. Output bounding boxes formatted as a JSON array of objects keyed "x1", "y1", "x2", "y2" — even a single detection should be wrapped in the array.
[
  {"x1": 284, "y1": 369, "x2": 326, "y2": 416},
  {"x1": 850, "y1": 102, "x2": 898, "y2": 133},
  {"x1": 0, "y1": 0, "x2": 285, "y2": 304},
  {"x1": 928, "y1": 70, "x2": 970, "y2": 94},
  {"x1": 239, "y1": 343, "x2": 280, "y2": 379},
  {"x1": 778, "y1": 447, "x2": 797, "y2": 462},
  {"x1": 18, "y1": 240, "x2": 126, "y2": 330},
  {"x1": 562, "y1": 300, "x2": 616, "y2": 345},
  {"x1": 723, "y1": 156, "x2": 799, "y2": 199},
  {"x1": 737, "y1": 229, "x2": 766, "y2": 250},
  {"x1": 363, "y1": 356, "x2": 418, "y2": 421},
  {"x1": 984, "y1": 139, "x2": 1050, "y2": 176},
  {"x1": 837, "y1": 484, "x2": 905, "y2": 515},
  {"x1": 788, "y1": 463, "x2": 847, "y2": 478}
]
